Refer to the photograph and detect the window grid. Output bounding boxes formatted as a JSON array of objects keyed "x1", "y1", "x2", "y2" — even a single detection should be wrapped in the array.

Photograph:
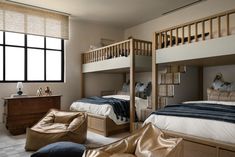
[{"x1": 0, "y1": 32, "x2": 64, "y2": 82}]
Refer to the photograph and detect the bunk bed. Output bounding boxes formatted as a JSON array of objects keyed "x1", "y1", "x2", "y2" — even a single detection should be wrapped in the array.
[
  {"x1": 150, "y1": 9, "x2": 235, "y2": 157},
  {"x1": 72, "y1": 38, "x2": 152, "y2": 136}
]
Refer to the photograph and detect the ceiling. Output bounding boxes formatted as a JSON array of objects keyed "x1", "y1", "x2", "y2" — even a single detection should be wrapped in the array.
[{"x1": 8, "y1": 0, "x2": 203, "y2": 28}]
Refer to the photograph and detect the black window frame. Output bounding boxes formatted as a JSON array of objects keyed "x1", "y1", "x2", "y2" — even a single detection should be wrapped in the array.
[{"x1": 0, "y1": 31, "x2": 64, "y2": 83}]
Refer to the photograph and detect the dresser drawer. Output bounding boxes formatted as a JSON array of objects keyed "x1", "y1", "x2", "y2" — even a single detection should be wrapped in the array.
[
  {"x1": 3, "y1": 95, "x2": 61, "y2": 135},
  {"x1": 7, "y1": 96, "x2": 60, "y2": 116}
]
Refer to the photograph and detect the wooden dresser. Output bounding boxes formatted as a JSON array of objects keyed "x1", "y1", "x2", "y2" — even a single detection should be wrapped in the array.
[{"x1": 3, "y1": 95, "x2": 61, "y2": 135}]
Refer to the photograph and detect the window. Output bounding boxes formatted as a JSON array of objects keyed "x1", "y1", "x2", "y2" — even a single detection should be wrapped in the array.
[{"x1": 0, "y1": 31, "x2": 64, "y2": 82}]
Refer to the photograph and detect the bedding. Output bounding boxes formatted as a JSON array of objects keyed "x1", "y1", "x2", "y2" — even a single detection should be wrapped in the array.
[
  {"x1": 70, "y1": 95, "x2": 148, "y2": 125},
  {"x1": 76, "y1": 96, "x2": 130, "y2": 121},
  {"x1": 144, "y1": 101, "x2": 235, "y2": 144}
]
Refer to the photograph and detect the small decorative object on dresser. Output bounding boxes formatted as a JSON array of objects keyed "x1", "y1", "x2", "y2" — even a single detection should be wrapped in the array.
[
  {"x1": 3, "y1": 95, "x2": 61, "y2": 135},
  {"x1": 16, "y1": 82, "x2": 23, "y2": 95},
  {"x1": 36, "y1": 87, "x2": 43, "y2": 96},
  {"x1": 44, "y1": 86, "x2": 52, "y2": 96}
]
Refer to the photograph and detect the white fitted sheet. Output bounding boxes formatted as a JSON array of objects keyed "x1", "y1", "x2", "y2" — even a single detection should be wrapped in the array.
[
  {"x1": 70, "y1": 95, "x2": 148, "y2": 125},
  {"x1": 144, "y1": 101, "x2": 235, "y2": 144}
]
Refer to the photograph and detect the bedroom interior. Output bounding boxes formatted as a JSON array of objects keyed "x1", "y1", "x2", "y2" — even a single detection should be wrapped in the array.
[{"x1": 0, "y1": 0, "x2": 234, "y2": 157}]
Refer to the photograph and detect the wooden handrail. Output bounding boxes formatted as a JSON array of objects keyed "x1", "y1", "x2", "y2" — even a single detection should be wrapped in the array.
[
  {"x1": 155, "y1": 9, "x2": 235, "y2": 34},
  {"x1": 82, "y1": 38, "x2": 152, "y2": 64},
  {"x1": 154, "y1": 9, "x2": 235, "y2": 50}
]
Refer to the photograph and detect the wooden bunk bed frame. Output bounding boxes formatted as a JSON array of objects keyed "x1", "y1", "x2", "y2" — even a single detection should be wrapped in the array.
[
  {"x1": 152, "y1": 9, "x2": 235, "y2": 157},
  {"x1": 80, "y1": 38, "x2": 152, "y2": 136}
]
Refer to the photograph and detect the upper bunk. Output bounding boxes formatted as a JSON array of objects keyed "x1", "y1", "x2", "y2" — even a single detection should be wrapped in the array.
[
  {"x1": 153, "y1": 9, "x2": 235, "y2": 66},
  {"x1": 81, "y1": 39, "x2": 152, "y2": 73}
]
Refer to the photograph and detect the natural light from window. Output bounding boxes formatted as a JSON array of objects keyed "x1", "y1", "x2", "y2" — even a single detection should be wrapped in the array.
[
  {"x1": 0, "y1": 32, "x2": 3, "y2": 44},
  {"x1": 0, "y1": 31, "x2": 64, "y2": 82},
  {"x1": 46, "y1": 37, "x2": 61, "y2": 50},
  {"x1": 5, "y1": 32, "x2": 24, "y2": 46},
  {"x1": 27, "y1": 49, "x2": 44, "y2": 80},
  {"x1": 5, "y1": 47, "x2": 24, "y2": 80},
  {"x1": 46, "y1": 50, "x2": 61, "y2": 81},
  {"x1": 28, "y1": 35, "x2": 44, "y2": 48},
  {"x1": 0, "y1": 47, "x2": 3, "y2": 80}
]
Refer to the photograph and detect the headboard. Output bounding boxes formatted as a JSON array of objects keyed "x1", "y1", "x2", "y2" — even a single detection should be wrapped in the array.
[{"x1": 207, "y1": 88, "x2": 235, "y2": 101}]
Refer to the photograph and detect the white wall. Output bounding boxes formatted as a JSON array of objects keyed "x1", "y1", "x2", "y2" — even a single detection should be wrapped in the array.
[
  {"x1": 124, "y1": 0, "x2": 235, "y2": 104},
  {"x1": 0, "y1": 19, "x2": 124, "y2": 123},
  {"x1": 203, "y1": 64, "x2": 235, "y2": 99},
  {"x1": 124, "y1": 0, "x2": 235, "y2": 41}
]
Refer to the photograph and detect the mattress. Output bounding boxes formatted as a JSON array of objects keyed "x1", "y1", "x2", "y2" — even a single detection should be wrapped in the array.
[
  {"x1": 144, "y1": 101, "x2": 235, "y2": 144},
  {"x1": 70, "y1": 95, "x2": 148, "y2": 125}
]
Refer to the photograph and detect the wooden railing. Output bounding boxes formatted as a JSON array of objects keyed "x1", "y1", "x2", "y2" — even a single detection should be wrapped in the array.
[
  {"x1": 154, "y1": 9, "x2": 235, "y2": 50},
  {"x1": 82, "y1": 39, "x2": 152, "y2": 64}
]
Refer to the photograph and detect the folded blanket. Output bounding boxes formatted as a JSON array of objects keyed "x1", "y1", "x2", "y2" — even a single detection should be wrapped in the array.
[{"x1": 152, "y1": 103, "x2": 235, "y2": 123}]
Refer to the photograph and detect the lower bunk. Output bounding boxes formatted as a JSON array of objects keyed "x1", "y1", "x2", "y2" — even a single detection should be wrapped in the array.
[
  {"x1": 87, "y1": 113, "x2": 129, "y2": 137},
  {"x1": 164, "y1": 130, "x2": 235, "y2": 157},
  {"x1": 144, "y1": 100, "x2": 235, "y2": 157}
]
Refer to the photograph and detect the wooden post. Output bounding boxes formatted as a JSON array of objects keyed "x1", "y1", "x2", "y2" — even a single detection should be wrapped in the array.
[
  {"x1": 81, "y1": 53, "x2": 85, "y2": 98},
  {"x1": 130, "y1": 39, "x2": 135, "y2": 132},
  {"x1": 188, "y1": 25, "x2": 191, "y2": 43},
  {"x1": 195, "y1": 23, "x2": 198, "y2": 42},
  {"x1": 170, "y1": 29, "x2": 172, "y2": 46},
  {"x1": 152, "y1": 33, "x2": 158, "y2": 111},
  {"x1": 226, "y1": 14, "x2": 230, "y2": 36},
  {"x1": 198, "y1": 66, "x2": 204, "y2": 100},
  {"x1": 202, "y1": 21, "x2": 205, "y2": 40},
  {"x1": 218, "y1": 16, "x2": 221, "y2": 37},
  {"x1": 159, "y1": 33, "x2": 162, "y2": 49},
  {"x1": 210, "y1": 19, "x2": 213, "y2": 39},
  {"x1": 164, "y1": 31, "x2": 167, "y2": 48},
  {"x1": 176, "y1": 28, "x2": 178, "y2": 45},
  {"x1": 182, "y1": 27, "x2": 184, "y2": 44}
]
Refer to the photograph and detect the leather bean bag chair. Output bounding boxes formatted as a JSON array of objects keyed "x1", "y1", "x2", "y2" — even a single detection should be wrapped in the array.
[
  {"x1": 83, "y1": 123, "x2": 183, "y2": 157},
  {"x1": 25, "y1": 109, "x2": 87, "y2": 151}
]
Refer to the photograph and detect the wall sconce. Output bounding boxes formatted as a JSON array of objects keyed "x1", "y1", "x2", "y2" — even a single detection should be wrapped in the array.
[{"x1": 16, "y1": 82, "x2": 23, "y2": 95}]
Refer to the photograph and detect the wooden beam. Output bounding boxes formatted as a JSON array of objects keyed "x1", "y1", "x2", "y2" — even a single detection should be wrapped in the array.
[
  {"x1": 198, "y1": 66, "x2": 203, "y2": 100},
  {"x1": 81, "y1": 53, "x2": 85, "y2": 98},
  {"x1": 130, "y1": 39, "x2": 135, "y2": 132},
  {"x1": 176, "y1": 28, "x2": 179, "y2": 45},
  {"x1": 152, "y1": 33, "x2": 158, "y2": 110},
  {"x1": 195, "y1": 23, "x2": 198, "y2": 42},
  {"x1": 209, "y1": 18, "x2": 213, "y2": 39},
  {"x1": 202, "y1": 21, "x2": 205, "y2": 40},
  {"x1": 188, "y1": 25, "x2": 191, "y2": 43},
  {"x1": 226, "y1": 14, "x2": 230, "y2": 36},
  {"x1": 218, "y1": 16, "x2": 221, "y2": 37}
]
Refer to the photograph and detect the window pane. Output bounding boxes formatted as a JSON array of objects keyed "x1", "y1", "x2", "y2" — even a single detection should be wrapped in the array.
[
  {"x1": 0, "y1": 46, "x2": 3, "y2": 80},
  {"x1": 5, "y1": 47, "x2": 24, "y2": 80},
  {"x1": 5, "y1": 32, "x2": 24, "y2": 46},
  {"x1": 0, "y1": 31, "x2": 3, "y2": 44},
  {"x1": 28, "y1": 49, "x2": 44, "y2": 80},
  {"x1": 28, "y1": 35, "x2": 44, "y2": 48},
  {"x1": 46, "y1": 50, "x2": 61, "y2": 80},
  {"x1": 46, "y1": 37, "x2": 61, "y2": 50}
]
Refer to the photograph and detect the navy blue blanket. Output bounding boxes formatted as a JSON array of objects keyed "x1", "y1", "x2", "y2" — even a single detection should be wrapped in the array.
[
  {"x1": 77, "y1": 96, "x2": 130, "y2": 121},
  {"x1": 152, "y1": 103, "x2": 235, "y2": 123}
]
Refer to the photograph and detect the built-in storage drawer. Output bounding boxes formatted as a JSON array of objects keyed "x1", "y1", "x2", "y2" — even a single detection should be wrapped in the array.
[{"x1": 184, "y1": 140, "x2": 217, "y2": 157}]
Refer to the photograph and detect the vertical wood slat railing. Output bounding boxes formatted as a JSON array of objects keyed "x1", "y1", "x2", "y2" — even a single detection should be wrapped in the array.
[
  {"x1": 82, "y1": 39, "x2": 152, "y2": 64},
  {"x1": 154, "y1": 9, "x2": 235, "y2": 51}
]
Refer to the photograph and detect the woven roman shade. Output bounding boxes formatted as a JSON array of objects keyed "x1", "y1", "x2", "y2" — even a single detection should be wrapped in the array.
[{"x1": 0, "y1": 2, "x2": 69, "y2": 39}]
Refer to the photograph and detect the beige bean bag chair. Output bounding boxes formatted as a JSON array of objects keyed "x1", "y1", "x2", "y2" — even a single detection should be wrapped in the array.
[
  {"x1": 25, "y1": 109, "x2": 87, "y2": 151},
  {"x1": 83, "y1": 123, "x2": 183, "y2": 157}
]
